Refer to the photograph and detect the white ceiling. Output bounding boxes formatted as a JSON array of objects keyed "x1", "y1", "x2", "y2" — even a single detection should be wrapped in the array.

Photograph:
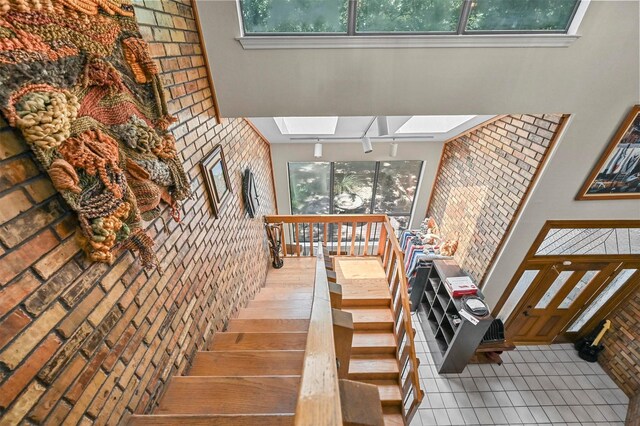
[{"x1": 249, "y1": 115, "x2": 495, "y2": 144}]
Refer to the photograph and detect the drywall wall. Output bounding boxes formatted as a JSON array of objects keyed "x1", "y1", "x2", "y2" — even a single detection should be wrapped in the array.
[
  {"x1": 198, "y1": 0, "x2": 640, "y2": 309},
  {"x1": 270, "y1": 140, "x2": 444, "y2": 229}
]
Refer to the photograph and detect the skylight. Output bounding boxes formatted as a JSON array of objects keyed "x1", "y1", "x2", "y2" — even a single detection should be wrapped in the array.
[
  {"x1": 240, "y1": 0, "x2": 582, "y2": 35},
  {"x1": 397, "y1": 116, "x2": 476, "y2": 134},
  {"x1": 274, "y1": 117, "x2": 339, "y2": 135}
]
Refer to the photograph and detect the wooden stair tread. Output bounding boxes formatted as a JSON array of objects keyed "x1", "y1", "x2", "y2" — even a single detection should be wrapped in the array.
[
  {"x1": 343, "y1": 308, "x2": 394, "y2": 330},
  {"x1": 340, "y1": 282, "x2": 391, "y2": 307},
  {"x1": 352, "y1": 332, "x2": 396, "y2": 354},
  {"x1": 348, "y1": 356, "x2": 400, "y2": 380},
  {"x1": 225, "y1": 319, "x2": 309, "y2": 333},
  {"x1": 129, "y1": 414, "x2": 294, "y2": 426},
  {"x1": 383, "y1": 413, "x2": 405, "y2": 426},
  {"x1": 157, "y1": 376, "x2": 299, "y2": 415},
  {"x1": 252, "y1": 291, "x2": 313, "y2": 302},
  {"x1": 189, "y1": 351, "x2": 304, "y2": 376},
  {"x1": 237, "y1": 307, "x2": 310, "y2": 320},
  {"x1": 360, "y1": 380, "x2": 402, "y2": 405},
  {"x1": 247, "y1": 300, "x2": 312, "y2": 310},
  {"x1": 209, "y1": 332, "x2": 307, "y2": 351}
]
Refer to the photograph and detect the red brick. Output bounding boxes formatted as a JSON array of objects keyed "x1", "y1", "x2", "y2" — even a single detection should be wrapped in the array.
[
  {"x1": 0, "y1": 230, "x2": 59, "y2": 285},
  {"x1": 0, "y1": 156, "x2": 40, "y2": 192},
  {"x1": 0, "y1": 272, "x2": 41, "y2": 317},
  {"x1": 0, "y1": 189, "x2": 32, "y2": 224},
  {"x1": 0, "y1": 308, "x2": 31, "y2": 350},
  {"x1": 0, "y1": 333, "x2": 62, "y2": 408}
]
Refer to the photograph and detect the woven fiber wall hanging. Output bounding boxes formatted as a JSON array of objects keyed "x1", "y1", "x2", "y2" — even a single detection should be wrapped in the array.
[{"x1": 0, "y1": 0, "x2": 191, "y2": 269}]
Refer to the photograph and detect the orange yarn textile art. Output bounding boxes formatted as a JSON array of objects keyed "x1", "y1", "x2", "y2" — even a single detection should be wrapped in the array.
[{"x1": 0, "y1": 0, "x2": 191, "y2": 269}]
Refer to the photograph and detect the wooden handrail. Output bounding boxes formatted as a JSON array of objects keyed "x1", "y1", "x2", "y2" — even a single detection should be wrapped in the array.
[
  {"x1": 265, "y1": 214, "x2": 387, "y2": 224},
  {"x1": 381, "y1": 218, "x2": 425, "y2": 421},
  {"x1": 295, "y1": 243, "x2": 342, "y2": 426}
]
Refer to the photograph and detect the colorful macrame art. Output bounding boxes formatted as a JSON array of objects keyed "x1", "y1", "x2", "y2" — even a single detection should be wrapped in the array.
[{"x1": 0, "y1": 0, "x2": 191, "y2": 269}]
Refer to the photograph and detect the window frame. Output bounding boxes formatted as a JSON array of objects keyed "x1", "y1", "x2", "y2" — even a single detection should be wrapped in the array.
[
  {"x1": 287, "y1": 160, "x2": 423, "y2": 226},
  {"x1": 238, "y1": 0, "x2": 584, "y2": 37}
]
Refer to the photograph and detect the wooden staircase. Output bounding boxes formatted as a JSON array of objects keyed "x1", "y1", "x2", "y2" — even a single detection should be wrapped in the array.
[
  {"x1": 130, "y1": 257, "x2": 400, "y2": 425},
  {"x1": 129, "y1": 259, "x2": 314, "y2": 426}
]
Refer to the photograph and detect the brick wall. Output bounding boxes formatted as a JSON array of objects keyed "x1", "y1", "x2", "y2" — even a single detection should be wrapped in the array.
[
  {"x1": 427, "y1": 114, "x2": 563, "y2": 284},
  {"x1": 600, "y1": 288, "x2": 640, "y2": 398},
  {"x1": 0, "y1": 1, "x2": 276, "y2": 424}
]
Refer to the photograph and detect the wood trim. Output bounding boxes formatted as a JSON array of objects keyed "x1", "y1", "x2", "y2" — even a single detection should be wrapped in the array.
[
  {"x1": 191, "y1": 0, "x2": 222, "y2": 124},
  {"x1": 480, "y1": 114, "x2": 570, "y2": 289},
  {"x1": 576, "y1": 105, "x2": 640, "y2": 200},
  {"x1": 245, "y1": 119, "x2": 279, "y2": 214},
  {"x1": 295, "y1": 243, "x2": 342, "y2": 426},
  {"x1": 493, "y1": 218, "x2": 640, "y2": 316}
]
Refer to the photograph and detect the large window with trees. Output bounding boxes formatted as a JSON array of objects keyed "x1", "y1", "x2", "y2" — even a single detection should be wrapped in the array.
[
  {"x1": 288, "y1": 161, "x2": 423, "y2": 230},
  {"x1": 239, "y1": 0, "x2": 581, "y2": 35}
]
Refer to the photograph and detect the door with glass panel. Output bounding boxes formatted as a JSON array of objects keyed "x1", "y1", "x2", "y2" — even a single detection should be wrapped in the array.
[{"x1": 506, "y1": 261, "x2": 622, "y2": 344}]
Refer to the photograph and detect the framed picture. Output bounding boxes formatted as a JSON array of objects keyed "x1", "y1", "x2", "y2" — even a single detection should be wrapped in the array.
[
  {"x1": 200, "y1": 144, "x2": 231, "y2": 216},
  {"x1": 578, "y1": 105, "x2": 640, "y2": 200}
]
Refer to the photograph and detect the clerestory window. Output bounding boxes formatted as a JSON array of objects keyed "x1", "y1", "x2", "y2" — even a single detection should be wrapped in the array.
[{"x1": 239, "y1": 0, "x2": 582, "y2": 35}]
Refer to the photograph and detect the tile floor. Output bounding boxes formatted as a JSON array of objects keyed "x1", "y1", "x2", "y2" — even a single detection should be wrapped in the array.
[{"x1": 411, "y1": 313, "x2": 630, "y2": 426}]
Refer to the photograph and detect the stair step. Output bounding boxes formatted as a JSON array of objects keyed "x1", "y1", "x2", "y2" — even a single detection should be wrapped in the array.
[
  {"x1": 209, "y1": 332, "x2": 307, "y2": 351},
  {"x1": 264, "y1": 283, "x2": 314, "y2": 289},
  {"x1": 189, "y1": 351, "x2": 304, "y2": 376},
  {"x1": 343, "y1": 308, "x2": 394, "y2": 331},
  {"x1": 237, "y1": 307, "x2": 311, "y2": 320},
  {"x1": 360, "y1": 380, "x2": 402, "y2": 406},
  {"x1": 253, "y1": 290, "x2": 313, "y2": 302},
  {"x1": 352, "y1": 332, "x2": 396, "y2": 354},
  {"x1": 348, "y1": 356, "x2": 400, "y2": 380},
  {"x1": 156, "y1": 376, "x2": 299, "y2": 415},
  {"x1": 129, "y1": 414, "x2": 294, "y2": 426},
  {"x1": 340, "y1": 282, "x2": 392, "y2": 308},
  {"x1": 226, "y1": 319, "x2": 309, "y2": 333},
  {"x1": 383, "y1": 413, "x2": 405, "y2": 426},
  {"x1": 247, "y1": 300, "x2": 312, "y2": 310}
]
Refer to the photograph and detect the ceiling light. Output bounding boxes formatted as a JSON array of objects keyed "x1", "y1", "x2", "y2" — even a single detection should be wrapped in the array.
[
  {"x1": 314, "y1": 142, "x2": 323, "y2": 158},
  {"x1": 389, "y1": 142, "x2": 398, "y2": 158},
  {"x1": 362, "y1": 136, "x2": 373, "y2": 154}
]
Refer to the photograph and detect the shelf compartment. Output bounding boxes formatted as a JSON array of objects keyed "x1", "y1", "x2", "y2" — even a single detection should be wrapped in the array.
[
  {"x1": 434, "y1": 329, "x2": 449, "y2": 354},
  {"x1": 436, "y1": 293, "x2": 450, "y2": 311},
  {"x1": 428, "y1": 277, "x2": 440, "y2": 293}
]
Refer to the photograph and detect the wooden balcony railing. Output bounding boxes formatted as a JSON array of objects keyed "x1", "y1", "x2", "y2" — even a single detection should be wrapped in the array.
[{"x1": 265, "y1": 215, "x2": 424, "y2": 424}]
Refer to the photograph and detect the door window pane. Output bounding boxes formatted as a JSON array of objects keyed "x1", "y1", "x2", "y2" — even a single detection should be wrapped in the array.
[
  {"x1": 466, "y1": 0, "x2": 579, "y2": 32},
  {"x1": 375, "y1": 161, "x2": 422, "y2": 214},
  {"x1": 535, "y1": 270, "x2": 572, "y2": 309},
  {"x1": 498, "y1": 270, "x2": 540, "y2": 321},
  {"x1": 241, "y1": 0, "x2": 348, "y2": 33},
  {"x1": 558, "y1": 270, "x2": 598, "y2": 309},
  {"x1": 289, "y1": 162, "x2": 331, "y2": 214},
  {"x1": 333, "y1": 162, "x2": 376, "y2": 214},
  {"x1": 356, "y1": 0, "x2": 464, "y2": 33},
  {"x1": 568, "y1": 269, "x2": 638, "y2": 332}
]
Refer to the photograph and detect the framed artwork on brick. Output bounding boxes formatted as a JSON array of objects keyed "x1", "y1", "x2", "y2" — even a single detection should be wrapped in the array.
[
  {"x1": 578, "y1": 105, "x2": 640, "y2": 200},
  {"x1": 201, "y1": 144, "x2": 231, "y2": 217}
]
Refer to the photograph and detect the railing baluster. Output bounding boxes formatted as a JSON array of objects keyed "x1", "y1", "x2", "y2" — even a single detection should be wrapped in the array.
[
  {"x1": 323, "y1": 223, "x2": 328, "y2": 247},
  {"x1": 378, "y1": 224, "x2": 387, "y2": 256},
  {"x1": 336, "y1": 223, "x2": 342, "y2": 256},
  {"x1": 295, "y1": 223, "x2": 300, "y2": 257},
  {"x1": 350, "y1": 222, "x2": 357, "y2": 256},
  {"x1": 310, "y1": 223, "x2": 314, "y2": 256},
  {"x1": 280, "y1": 223, "x2": 287, "y2": 257},
  {"x1": 363, "y1": 222, "x2": 371, "y2": 256}
]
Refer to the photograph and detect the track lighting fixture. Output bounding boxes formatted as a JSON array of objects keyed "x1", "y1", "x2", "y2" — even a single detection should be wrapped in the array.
[
  {"x1": 390, "y1": 142, "x2": 398, "y2": 157},
  {"x1": 362, "y1": 136, "x2": 373, "y2": 154},
  {"x1": 313, "y1": 142, "x2": 323, "y2": 158}
]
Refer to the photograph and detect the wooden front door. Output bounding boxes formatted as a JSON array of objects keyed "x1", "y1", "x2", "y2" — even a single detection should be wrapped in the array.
[{"x1": 506, "y1": 261, "x2": 620, "y2": 344}]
